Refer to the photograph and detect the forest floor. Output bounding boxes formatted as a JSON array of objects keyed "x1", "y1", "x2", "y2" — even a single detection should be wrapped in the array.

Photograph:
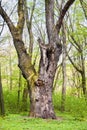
[{"x1": 0, "y1": 111, "x2": 87, "y2": 130}]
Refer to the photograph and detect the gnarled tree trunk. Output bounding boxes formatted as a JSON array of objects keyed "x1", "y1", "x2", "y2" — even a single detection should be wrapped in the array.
[
  {"x1": 0, "y1": 0, "x2": 75, "y2": 118},
  {"x1": 28, "y1": 41, "x2": 62, "y2": 118}
]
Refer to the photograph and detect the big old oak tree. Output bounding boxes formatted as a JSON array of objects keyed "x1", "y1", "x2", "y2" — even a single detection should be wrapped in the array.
[{"x1": 0, "y1": 0, "x2": 75, "y2": 119}]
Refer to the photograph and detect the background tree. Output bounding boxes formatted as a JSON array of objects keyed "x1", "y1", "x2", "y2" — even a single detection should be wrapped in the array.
[
  {"x1": 67, "y1": 2, "x2": 87, "y2": 96},
  {"x1": 0, "y1": 63, "x2": 5, "y2": 116}
]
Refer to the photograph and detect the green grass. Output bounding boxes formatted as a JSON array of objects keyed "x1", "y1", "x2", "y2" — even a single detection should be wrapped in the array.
[{"x1": 0, "y1": 113, "x2": 87, "y2": 130}]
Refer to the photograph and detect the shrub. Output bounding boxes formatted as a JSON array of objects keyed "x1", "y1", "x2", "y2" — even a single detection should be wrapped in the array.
[
  {"x1": 53, "y1": 92, "x2": 87, "y2": 118},
  {"x1": 4, "y1": 90, "x2": 30, "y2": 114}
]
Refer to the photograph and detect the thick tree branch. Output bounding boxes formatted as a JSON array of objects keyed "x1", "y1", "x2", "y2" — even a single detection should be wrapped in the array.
[
  {"x1": 17, "y1": 0, "x2": 25, "y2": 35},
  {"x1": 0, "y1": 1, "x2": 37, "y2": 82},
  {"x1": 0, "y1": 0, "x2": 25, "y2": 38},
  {"x1": 45, "y1": 0, "x2": 54, "y2": 43},
  {"x1": 56, "y1": 0, "x2": 75, "y2": 33}
]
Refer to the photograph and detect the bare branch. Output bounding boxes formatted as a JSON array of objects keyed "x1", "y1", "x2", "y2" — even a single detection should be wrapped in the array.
[
  {"x1": 24, "y1": 0, "x2": 36, "y2": 60},
  {"x1": 33, "y1": 16, "x2": 45, "y2": 43},
  {"x1": 70, "y1": 35, "x2": 82, "y2": 52},
  {"x1": 0, "y1": 21, "x2": 4, "y2": 35},
  {"x1": 0, "y1": 5, "x2": 16, "y2": 37},
  {"x1": 9, "y1": 2, "x2": 17, "y2": 17},
  {"x1": 68, "y1": 54, "x2": 82, "y2": 73},
  {"x1": 69, "y1": 39, "x2": 80, "y2": 52},
  {"x1": 30, "y1": 0, "x2": 36, "y2": 26},
  {"x1": 56, "y1": 0, "x2": 75, "y2": 33},
  {"x1": 24, "y1": 0, "x2": 36, "y2": 29}
]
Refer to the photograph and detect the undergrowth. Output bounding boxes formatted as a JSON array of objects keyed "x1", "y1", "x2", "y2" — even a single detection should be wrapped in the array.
[
  {"x1": 3, "y1": 90, "x2": 87, "y2": 119},
  {"x1": 53, "y1": 93, "x2": 87, "y2": 118}
]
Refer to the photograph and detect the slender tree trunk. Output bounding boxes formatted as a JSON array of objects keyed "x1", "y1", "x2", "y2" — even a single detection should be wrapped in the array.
[
  {"x1": 9, "y1": 46, "x2": 12, "y2": 90},
  {"x1": 22, "y1": 87, "x2": 28, "y2": 111},
  {"x1": 0, "y1": 64, "x2": 5, "y2": 115},
  {"x1": 81, "y1": 72, "x2": 86, "y2": 95},
  {"x1": 68, "y1": 41, "x2": 86, "y2": 96},
  {"x1": 6, "y1": 67, "x2": 9, "y2": 88},
  {"x1": 81, "y1": 52, "x2": 86, "y2": 95},
  {"x1": 61, "y1": 24, "x2": 66, "y2": 112},
  {"x1": 17, "y1": 70, "x2": 22, "y2": 106}
]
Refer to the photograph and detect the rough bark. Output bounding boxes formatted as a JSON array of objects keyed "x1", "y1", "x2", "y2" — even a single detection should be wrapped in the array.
[
  {"x1": 27, "y1": 80, "x2": 56, "y2": 118},
  {"x1": 27, "y1": 37, "x2": 62, "y2": 118}
]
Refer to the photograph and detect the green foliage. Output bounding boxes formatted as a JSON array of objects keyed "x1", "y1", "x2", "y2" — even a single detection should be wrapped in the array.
[
  {"x1": 4, "y1": 90, "x2": 18, "y2": 114},
  {"x1": 65, "y1": 96, "x2": 87, "y2": 118},
  {"x1": 53, "y1": 93, "x2": 61, "y2": 110},
  {"x1": 53, "y1": 93, "x2": 87, "y2": 119},
  {"x1": 3, "y1": 90, "x2": 30, "y2": 114}
]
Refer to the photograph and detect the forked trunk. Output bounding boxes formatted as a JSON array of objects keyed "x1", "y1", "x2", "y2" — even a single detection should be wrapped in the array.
[
  {"x1": 13, "y1": 37, "x2": 62, "y2": 119},
  {"x1": 28, "y1": 43, "x2": 62, "y2": 119}
]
